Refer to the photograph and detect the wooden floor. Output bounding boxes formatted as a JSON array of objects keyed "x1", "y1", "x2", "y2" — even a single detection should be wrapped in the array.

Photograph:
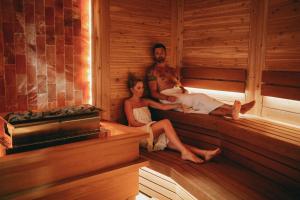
[{"x1": 141, "y1": 149, "x2": 299, "y2": 200}]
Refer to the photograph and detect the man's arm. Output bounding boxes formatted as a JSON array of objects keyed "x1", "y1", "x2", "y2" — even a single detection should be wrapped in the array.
[{"x1": 148, "y1": 80, "x2": 169, "y2": 101}]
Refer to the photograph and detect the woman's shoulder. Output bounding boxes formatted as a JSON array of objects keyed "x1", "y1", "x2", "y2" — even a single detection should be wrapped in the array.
[{"x1": 124, "y1": 98, "x2": 133, "y2": 105}]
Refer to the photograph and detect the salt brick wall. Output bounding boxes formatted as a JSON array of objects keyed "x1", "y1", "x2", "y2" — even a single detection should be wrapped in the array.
[{"x1": 0, "y1": 0, "x2": 90, "y2": 112}]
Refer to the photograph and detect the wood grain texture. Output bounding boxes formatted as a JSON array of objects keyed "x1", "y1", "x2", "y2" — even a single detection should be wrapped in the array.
[
  {"x1": 265, "y1": 0, "x2": 300, "y2": 71},
  {"x1": 141, "y1": 149, "x2": 299, "y2": 200},
  {"x1": 0, "y1": 121, "x2": 148, "y2": 199},
  {"x1": 181, "y1": 67, "x2": 247, "y2": 81},
  {"x1": 109, "y1": 0, "x2": 173, "y2": 122},
  {"x1": 151, "y1": 109, "x2": 300, "y2": 192},
  {"x1": 262, "y1": 70, "x2": 300, "y2": 87},
  {"x1": 261, "y1": 84, "x2": 300, "y2": 101},
  {"x1": 182, "y1": 0, "x2": 251, "y2": 69}
]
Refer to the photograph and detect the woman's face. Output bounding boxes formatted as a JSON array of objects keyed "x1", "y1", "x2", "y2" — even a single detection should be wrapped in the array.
[{"x1": 131, "y1": 81, "x2": 144, "y2": 98}]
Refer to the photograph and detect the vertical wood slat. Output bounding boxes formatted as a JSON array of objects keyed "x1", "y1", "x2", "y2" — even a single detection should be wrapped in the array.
[
  {"x1": 93, "y1": 0, "x2": 111, "y2": 119},
  {"x1": 246, "y1": 0, "x2": 268, "y2": 115},
  {"x1": 92, "y1": 0, "x2": 101, "y2": 108}
]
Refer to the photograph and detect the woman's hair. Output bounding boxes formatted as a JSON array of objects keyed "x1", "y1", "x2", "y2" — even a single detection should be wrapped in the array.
[{"x1": 128, "y1": 73, "x2": 143, "y2": 89}]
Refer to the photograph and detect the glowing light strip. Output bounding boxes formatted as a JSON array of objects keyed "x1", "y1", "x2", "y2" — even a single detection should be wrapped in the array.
[
  {"x1": 185, "y1": 87, "x2": 245, "y2": 103},
  {"x1": 88, "y1": 0, "x2": 92, "y2": 105}
]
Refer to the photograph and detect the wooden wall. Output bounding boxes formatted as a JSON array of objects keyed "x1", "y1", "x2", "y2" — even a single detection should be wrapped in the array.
[
  {"x1": 93, "y1": 0, "x2": 173, "y2": 121},
  {"x1": 93, "y1": 0, "x2": 300, "y2": 125},
  {"x1": 182, "y1": 0, "x2": 300, "y2": 125},
  {"x1": 182, "y1": 0, "x2": 251, "y2": 69},
  {"x1": 261, "y1": 0, "x2": 300, "y2": 125}
]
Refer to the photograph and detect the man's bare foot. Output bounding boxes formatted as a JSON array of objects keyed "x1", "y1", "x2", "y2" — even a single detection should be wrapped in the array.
[
  {"x1": 232, "y1": 100, "x2": 241, "y2": 120},
  {"x1": 181, "y1": 152, "x2": 204, "y2": 163},
  {"x1": 241, "y1": 101, "x2": 256, "y2": 114},
  {"x1": 204, "y1": 148, "x2": 221, "y2": 162}
]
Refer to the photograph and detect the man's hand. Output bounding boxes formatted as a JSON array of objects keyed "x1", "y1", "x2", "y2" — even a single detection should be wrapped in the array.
[
  {"x1": 181, "y1": 104, "x2": 192, "y2": 113},
  {"x1": 167, "y1": 96, "x2": 177, "y2": 102}
]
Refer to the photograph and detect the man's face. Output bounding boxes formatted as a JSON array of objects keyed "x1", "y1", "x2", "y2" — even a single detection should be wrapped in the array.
[{"x1": 154, "y1": 48, "x2": 166, "y2": 63}]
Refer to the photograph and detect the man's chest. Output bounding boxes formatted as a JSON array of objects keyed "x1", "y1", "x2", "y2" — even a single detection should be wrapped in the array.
[{"x1": 153, "y1": 67, "x2": 176, "y2": 80}]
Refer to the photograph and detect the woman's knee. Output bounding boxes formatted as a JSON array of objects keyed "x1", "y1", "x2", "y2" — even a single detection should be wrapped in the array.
[{"x1": 160, "y1": 119, "x2": 173, "y2": 128}]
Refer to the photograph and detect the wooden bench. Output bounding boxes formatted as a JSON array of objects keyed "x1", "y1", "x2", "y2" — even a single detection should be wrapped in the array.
[
  {"x1": 140, "y1": 109, "x2": 300, "y2": 199},
  {"x1": 0, "y1": 121, "x2": 148, "y2": 200}
]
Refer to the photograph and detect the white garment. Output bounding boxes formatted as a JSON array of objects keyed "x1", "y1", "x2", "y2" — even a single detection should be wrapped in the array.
[
  {"x1": 160, "y1": 87, "x2": 224, "y2": 114},
  {"x1": 132, "y1": 106, "x2": 169, "y2": 151}
]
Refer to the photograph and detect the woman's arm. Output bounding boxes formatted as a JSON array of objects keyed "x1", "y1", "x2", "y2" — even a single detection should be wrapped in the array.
[
  {"x1": 124, "y1": 100, "x2": 146, "y2": 127},
  {"x1": 144, "y1": 99, "x2": 181, "y2": 111}
]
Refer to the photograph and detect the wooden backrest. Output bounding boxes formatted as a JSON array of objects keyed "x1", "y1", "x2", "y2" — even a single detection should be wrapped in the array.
[
  {"x1": 261, "y1": 70, "x2": 300, "y2": 101},
  {"x1": 181, "y1": 67, "x2": 247, "y2": 93}
]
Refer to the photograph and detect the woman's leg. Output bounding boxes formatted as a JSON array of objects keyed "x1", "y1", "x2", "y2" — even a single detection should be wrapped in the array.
[
  {"x1": 151, "y1": 119, "x2": 203, "y2": 163},
  {"x1": 210, "y1": 100, "x2": 241, "y2": 119},
  {"x1": 184, "y1": 144, "x2": 221, "y2": 161}
]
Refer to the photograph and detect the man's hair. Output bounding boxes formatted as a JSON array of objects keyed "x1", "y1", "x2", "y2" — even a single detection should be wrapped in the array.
[
  {"x1": 152, "y1": 43, "x2": 166, "y2": 55},
  {"x1": 128, "y1": 73, "x2": 143, "y2": 89}
]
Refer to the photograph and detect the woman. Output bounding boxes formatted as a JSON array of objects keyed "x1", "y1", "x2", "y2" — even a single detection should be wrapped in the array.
[{"x1": 124, "y1": 75, "x2": 221, "y2": 163}]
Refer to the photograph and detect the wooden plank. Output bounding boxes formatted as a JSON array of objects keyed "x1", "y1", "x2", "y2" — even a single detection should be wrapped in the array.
[
  {"x1": 262, "y1": 70, "x2": 300, "y2": 87},
  {"x1": 263, "y1": 96, "x2": 300, "y2": 114},
  {"x1": 92, "y1": 0, "x2": 101, "y2": 106},
  {"x1": 142, "y1": 149, "x2": 299, "y2": 199},
  {"x1": 139, "y1": 177, "x2": 176, "y2": 199},
  {"x1": 181, "y1": 67, "x2": 246, "y2": 81},
  {"x1": 8, "y1": 160, "x2": 146, "y2": 200},
  {"x1": 108, "y1": 0, "x2": 172, "y2": 122},
  {"x1": 174, "y1": 122, "x2": 300, "y2": 171},
  {"x1": 261, "y1": 84, "x2": 300, "y2": 101},
  {"x1": 245, "y1": 0, "x2": 268, "y2": 115},
  {"x1": 139, "y1": 184, "x2": 172, "y2": 200},
  {"x1": 261, "y1": 107, "x2": 300, "y2": 127},
  {"x1": 181, "y1": 78, "x2": 245, "y2": 92},
  {"x1": 182, "y1": 0, "x2": 250, "y2": 70},
  {"x1": 100, "y1": 0, "x2": 111, "y2": 120},
  {"x1": 222, "y1": 140, "x2": 300, "y2": 184}
]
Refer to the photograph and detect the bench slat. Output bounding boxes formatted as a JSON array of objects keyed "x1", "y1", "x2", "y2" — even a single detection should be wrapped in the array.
[
  {"x1": 152, "y1": 109, "x2": 300, "y2": 192},
  {"x1": 181, "y1": 67, "x2": 247, "y2": 81},
  {"x1": 261, "y1": 84, "x2": 300, "y2": 101},
  {"x1": 142, "y1": 150, "x2": 298, "y2": 200},
  {"x1": 262, "y1": 71, "x2": 300, "y2": 87}
]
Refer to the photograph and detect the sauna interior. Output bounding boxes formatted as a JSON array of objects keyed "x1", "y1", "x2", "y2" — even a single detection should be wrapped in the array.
[{"x1": 0, "y1": 0, "x2": 300, "y2": 199}]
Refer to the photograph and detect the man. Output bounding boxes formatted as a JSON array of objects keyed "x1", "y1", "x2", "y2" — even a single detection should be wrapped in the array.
[{"x1": 147, "y1": 43, "x2": 255, "y2": 119}]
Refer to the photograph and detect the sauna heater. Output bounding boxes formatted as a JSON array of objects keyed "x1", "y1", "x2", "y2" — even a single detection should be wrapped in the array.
[{"x1": 1, "y1": 105, "x2": 101, "y2": 154}]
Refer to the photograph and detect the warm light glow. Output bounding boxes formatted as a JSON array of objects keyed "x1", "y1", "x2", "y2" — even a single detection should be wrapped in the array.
[
  {"x1": 242, "y1": 114, "x2": 300, "y2": 129},
  {"x1": 88, "y1": 0, "x2": 92, "y2": 105},
  {"x1": 263, "y1": 96, "x2": 300, "y2": 113},
  {"x1": 185, "y1": 87, "x2": 245, "y2": 104}
]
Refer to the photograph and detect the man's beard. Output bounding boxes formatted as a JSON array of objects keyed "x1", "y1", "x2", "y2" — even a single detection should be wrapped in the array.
[{"x1": 155, "y1": 57, "x2": 165, "y2": 63}]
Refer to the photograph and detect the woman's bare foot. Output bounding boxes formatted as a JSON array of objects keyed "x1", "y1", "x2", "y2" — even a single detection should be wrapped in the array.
[
  {"x1": 204, "y1": 148, "x2": 221, "y2": 162},
  {"x1": 232, "y1": 100, "x2": 241, "y2": 120},
  {"x1": 181, "y1": 151, "x2": 204, "y2": 163},
  {"x1": 241, "y1": 101, "x2": 255, "y2": 114}
]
